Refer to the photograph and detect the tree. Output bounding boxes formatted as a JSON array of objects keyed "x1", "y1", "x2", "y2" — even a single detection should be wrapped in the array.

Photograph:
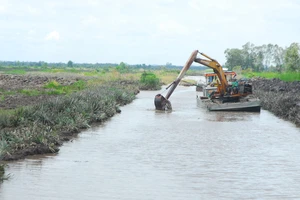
[
  {"x1": 242, "y1": 42, "x2": 256, "y2": 70},
  {"x1": 116, "y1": 62, "x2": 129, "y2": 73},
  {"x1": 261, "y1": 44, "x2": 274, "y2": 69},
  {"x1": 166, "y1": 62, "x2": 172, "y2": 67},
  {"x1": 224, "y1": 48, "x2": 245, "y2": 70},
  {"x1": 284, "y1": 43, "x2": 300, "y2": 72},
  {"x1": 273, "y1": 44, "x2": 284, "y2": 72},
  {"x1": 225, "y1": 42, "x2": 287, "y2": 72},
  {"x1": 67, "y1": 60, "x2": 73, "y2": 67},
  {"x1": 253, "y1": 47, "x2": 264, "y2": 72}
]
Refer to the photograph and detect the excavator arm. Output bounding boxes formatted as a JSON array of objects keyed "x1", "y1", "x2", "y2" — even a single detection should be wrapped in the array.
[
  {"x1": 164, "y1": 50, "x2": 198, "y2": 99},
  {"x1": 154, "y1": 50, "x2": 198, "y2": 110},
  {"x1": 154, "y1": 50, "x2": 230, "y2": 110},
  {"x1": 194, "y1": 52, "x2": 228, "y2": 96}
]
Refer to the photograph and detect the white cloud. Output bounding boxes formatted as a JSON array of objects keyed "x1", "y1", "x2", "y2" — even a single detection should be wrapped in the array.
[
  {"x1": 0, "y1": 0, "x2": 300, "y2": 64},
  {"x1": 0, "y1": 5, "x2": 7, "y2": 13},
  {"x1": 27, "y1": 5, "x2": 40, "y2": 15},
  {"x1": 157, "y1": 20, "x2": 188, "y2": 36},
  {"x1": 28, "y1": 29, "x2": 36, "y2": 35},
  {"x1": 45, "y1": 31, "x2": 60, "y2": 41},
  {"x1": 81, "y1": 15, "x2": 99, "y2": 26}
]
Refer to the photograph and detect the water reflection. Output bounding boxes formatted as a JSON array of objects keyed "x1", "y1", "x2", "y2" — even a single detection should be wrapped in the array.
[{"x1": 206, "y1": 111, "x2": 261, "y2": 122}]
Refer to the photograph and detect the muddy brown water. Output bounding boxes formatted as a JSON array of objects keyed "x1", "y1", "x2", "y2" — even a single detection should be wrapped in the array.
[{"x1": 1, "y1": 85, "x2": 300, "y2": 200}]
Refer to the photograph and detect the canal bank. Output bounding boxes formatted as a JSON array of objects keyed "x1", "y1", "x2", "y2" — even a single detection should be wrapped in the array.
[
  {"x1": 252, "y1": 78, "x2": 300, "y2": 126},
  {"x1": 1, "y1": 86, "x2": 300, "y2": 199},
  {"x1": 0, "y1": 81, "x2": 139, "y2": 162}
]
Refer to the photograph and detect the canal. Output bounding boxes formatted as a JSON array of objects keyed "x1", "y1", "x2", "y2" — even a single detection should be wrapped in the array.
[{"x1": 0, "y1": 85, "x2": 300, "y2": 199}]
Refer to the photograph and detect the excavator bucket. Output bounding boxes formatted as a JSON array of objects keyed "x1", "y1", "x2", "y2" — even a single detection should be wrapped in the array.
[{"x1": 154, "y1": 94, "x2": 172, "y2": 110}]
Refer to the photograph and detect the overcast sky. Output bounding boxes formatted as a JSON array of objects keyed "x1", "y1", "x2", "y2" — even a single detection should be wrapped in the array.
[{"x1": 0, "y1": 0, "x2": 299, "y2": 65}]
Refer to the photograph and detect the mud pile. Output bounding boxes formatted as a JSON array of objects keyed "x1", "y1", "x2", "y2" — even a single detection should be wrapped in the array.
[{"x1": 252, "y1": 78, "x2": 300, "y2": 126}]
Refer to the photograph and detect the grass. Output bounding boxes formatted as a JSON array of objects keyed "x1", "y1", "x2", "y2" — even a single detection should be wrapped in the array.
[
  {"x1": 44, "y1": 80, "x2": 86, "y2": 95},
  {"x1": 40, "y1": 68, "x2": 81, "y2": 74},
  {"x1": 19, "y1": 89, "x2": 41, "y2": 96},
  {"x1": 83, "y1": 69, "x2": 107, "y2": 76},
  {"x1": 0, "y1": 80, "x2": 88, "y2": 100},
  {"x1": 186, "y1": 69, "x2": 207, "y2": 76},
  {"x1": 243, "y1": 71, "x2": 300, "y2": 82},
  {"x1": 152, "y1": 70, "x2": 178, "y2": 85},
  {"x1": 5, "y1": 69, "x2": 27, "y2": 75}
]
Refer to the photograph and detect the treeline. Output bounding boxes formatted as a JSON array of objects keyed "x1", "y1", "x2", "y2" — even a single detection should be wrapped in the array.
[
  {"x1": 0, "y1": 60, "x2": 205, "y2": 71},
  {"x1": 0, "y1": 61, "x2": 118, "y2": 68},
  {"x1": 224, "y1": 42, "x2": 300, "y2": 72}
]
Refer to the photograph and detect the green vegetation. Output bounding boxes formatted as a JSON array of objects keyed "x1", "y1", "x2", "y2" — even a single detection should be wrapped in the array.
[
  {"x1": 67, "y1": 60, "x2": 73, "y2": 68},
  {"x1": 139, "y1": 72, "x2": 161, "y2": 90},
  {"x1": 284, "y1": 43, "x2": 300, "y2": 72},
  {"x1": 116, "y1": 62, "x2": 130, "y2": 73},
  {"x1": 0, "y1": 82, "x2": 137, "y2": 160},
  {"x1": 44, "y1": 80, "x2": 86, "y2": 95},
  {"x1": 186, "y1": 69, "x2": 206, "y2": 76},
  {"x1": 19, "y1": 89, "x2": 41, "y2": 96},
  {"x1": 152, "y1": 70, "x2": 178, "y2": 85},
  {"x1": 5, "y1": 69, "x2": 27, "y2": 75},
  {"x1": 225, "y1": 42, "x2": 300, "y2": 73},
  {"x1": 0, "y1": 80, "x2": 88, "y2": 102},
  {"x1": 243, "y1": 71, "x2": 300, "y2": 82}
]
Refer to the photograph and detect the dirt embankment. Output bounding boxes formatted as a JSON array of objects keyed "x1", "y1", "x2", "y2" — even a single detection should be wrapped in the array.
[
  {"x1": 0, "y1": 74, "x2": 87, "y2": 109},
  {"x1": 252, "y1": 78, "x2": 300, "y2": 126}
]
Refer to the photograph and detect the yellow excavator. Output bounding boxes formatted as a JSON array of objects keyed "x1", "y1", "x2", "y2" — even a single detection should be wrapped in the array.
[{"x1": 154, "y1": 50, "x2": 254, "y2": 110}]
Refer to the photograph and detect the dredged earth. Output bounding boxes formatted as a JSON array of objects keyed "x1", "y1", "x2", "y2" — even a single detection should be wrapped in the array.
[{"x1": 252, "y1": 78, "x2": 300, "y2": 126}]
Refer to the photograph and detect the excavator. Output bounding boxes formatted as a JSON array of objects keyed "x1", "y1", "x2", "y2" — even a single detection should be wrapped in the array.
[{"x1": 154, "y1": 50, "x2": 255, "y2": 110}]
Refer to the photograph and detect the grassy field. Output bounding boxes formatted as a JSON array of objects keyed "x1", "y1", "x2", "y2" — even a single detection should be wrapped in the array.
[{"x1": 243, "y1": 71, "x2": 300, "y2": 81}]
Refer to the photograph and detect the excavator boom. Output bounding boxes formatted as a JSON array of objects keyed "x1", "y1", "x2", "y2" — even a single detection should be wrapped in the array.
[
  {"x1": 154, "y1": 50, "x2": 242, "y2": 110},
  {"x1": 154, "y1": 50, "x2": 198, "y2": 110},
  {"x1": 194, "y1": 52, "x2": 228, "y2": 95}
]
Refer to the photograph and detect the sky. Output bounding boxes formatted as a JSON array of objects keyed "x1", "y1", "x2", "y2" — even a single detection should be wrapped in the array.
[{"x1": 0, "y1": 0, "x2": 299, "y2": 65}]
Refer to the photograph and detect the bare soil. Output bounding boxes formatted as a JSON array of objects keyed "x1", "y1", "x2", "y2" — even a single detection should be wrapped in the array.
[
  {"x1": 252, "y1": 78, "x2": 300, "y2": 126},
  {"x1": 0, "y1": 74, "x2": 88, "y2": 109}
]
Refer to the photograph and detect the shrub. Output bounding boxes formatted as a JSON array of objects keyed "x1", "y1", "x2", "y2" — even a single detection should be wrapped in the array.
[
  {"x1": 44, "y1": 80, "x2": 60, "y2": 89},
  {"x1": 139, "y1": 72, "x2": 161, "y2": 90}
]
